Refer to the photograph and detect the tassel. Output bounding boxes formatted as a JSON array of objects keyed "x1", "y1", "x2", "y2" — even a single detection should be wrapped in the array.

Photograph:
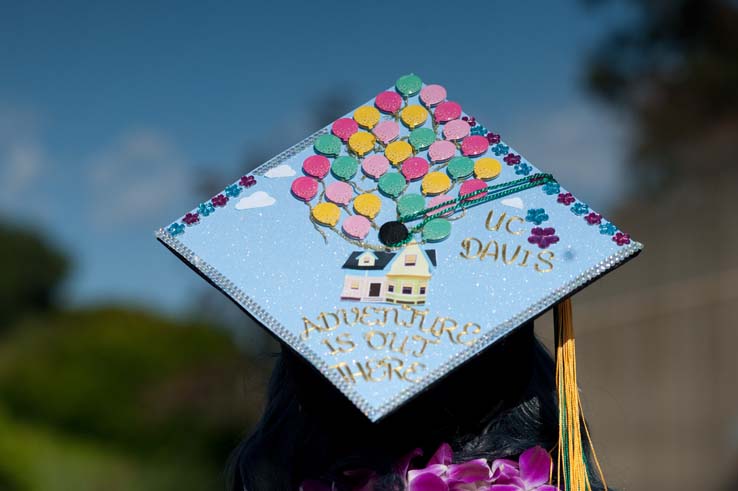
[{"x1": 554, "y1": 298, "x2": 607, "y2": 491}]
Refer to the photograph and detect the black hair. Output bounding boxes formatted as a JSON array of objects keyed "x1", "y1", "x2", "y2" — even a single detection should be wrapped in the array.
[{"x1": 227, "y1": 321, "x2": 607, "y2": 491}]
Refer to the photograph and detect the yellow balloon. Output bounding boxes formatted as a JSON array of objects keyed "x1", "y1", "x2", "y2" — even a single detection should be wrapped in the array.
[
  {"x1": 474, "y1": 157, "x2": 502, "y2": 180},
  {"x1": 312, "y1": 202, "x2": 341, "y2": 227},
  {"x1": 400, "y1": 105, "x2": 429, "y2": 129},
  {"x1": 348, "y1": 131, "x2": 376, "y2": 156},
  {"x1": 385, "y1": 140, "x2": 413, "y2": 165},
  {"x1": 353, "y1": 193, "x2": 382, "y2": 219},
  {"x1": 421, "y1": 172, "x2": 452, "y2": 195},
  {"x1": 353, "y1": 106, "x2": 381, "y2": 129}
]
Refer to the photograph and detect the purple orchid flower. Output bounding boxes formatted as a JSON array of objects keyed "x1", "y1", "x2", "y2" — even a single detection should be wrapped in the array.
[
  {"x1": 407, "y1": 443, "x2": 492, "y2": 491},
  {"x1": 490, "y1": 447, "x2": 557, "y2": 491}
]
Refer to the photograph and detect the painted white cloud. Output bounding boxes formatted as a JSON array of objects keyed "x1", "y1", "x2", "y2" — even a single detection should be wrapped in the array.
[
  {"x1": 264, "y1": 164, "x2": 295, "y2": 178},
  {"x1": 501, "y1": 197, "x2": 524, "y2": 209},
  {"x1": 235, "y1": 191, "x2": 276, "y2": 210}
]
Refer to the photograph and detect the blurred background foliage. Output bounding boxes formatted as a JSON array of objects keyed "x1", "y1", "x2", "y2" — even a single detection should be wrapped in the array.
[
  {"x1": 1, "y1": 0, "x2": 737, "y2": 490},
  {"x1": 0, "y1": 226, "x2": 272, "y2": 490}
]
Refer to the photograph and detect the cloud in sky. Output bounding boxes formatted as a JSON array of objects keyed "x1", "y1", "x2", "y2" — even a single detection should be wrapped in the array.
[
  {"x1": 264, "y1": 164, "x2": 296, "y2": 178},
  {"x1": 0, "y1": 103, "x2": 45, "y2": 208},
  {"x1": 503, "y1": 104, "x2": 629, "y2": 212},
  {"x1": 88, "y1": 128, "x2": 191, "y2": 228},
  {"x1": 235, "y1": 191, "x2": 276, "y2": 210}
]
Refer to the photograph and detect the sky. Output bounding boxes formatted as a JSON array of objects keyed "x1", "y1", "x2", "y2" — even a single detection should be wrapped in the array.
[{"x1": 0, "y1": 0, "x2": 635, "y2": 314}]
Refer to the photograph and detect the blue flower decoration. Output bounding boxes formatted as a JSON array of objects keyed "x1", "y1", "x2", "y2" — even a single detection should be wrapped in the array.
[
  {"x1": 225, "y1": 184, "x2": 242, "y2": 198},
  {"x1": 571, "y1": 202, "x2": 589, "y2": 216},
  {"x1": 599, "y1": 222, "x2": 617, "y2": 235},
  {"x1": 525, "y1": 208, "x2": 549, "y2": 225},
  {"x1": 470, "y1": 124, "x2": 488, "y2": 136},
  {"x1": 198, "y1": 202, "x2": 215, "y2": 217},
  {"x1": 542, "y1": 181, "x2": 560, "y2": 195},
  {"x1": 168, "y1": 222, "x2": 185, "y2": 236},
  {"x1": 491, "y1": 144, "x2": 509, "y2": 156},
  {"x1": 514, "y1": 163, "x2": 532, "y2": 176}
]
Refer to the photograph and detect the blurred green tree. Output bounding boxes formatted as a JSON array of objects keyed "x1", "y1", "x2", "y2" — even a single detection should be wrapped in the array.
[
  {"x1": 0, "y1": 222, "x2": 68, "y2": 330},
  {"x1": 584, "y1": 0, "x2": 738, "y2": 187}
]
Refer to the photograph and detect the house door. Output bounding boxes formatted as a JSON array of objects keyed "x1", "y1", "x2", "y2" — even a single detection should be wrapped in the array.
[{"x1": 368, "y1": 283, "x2": 381, "y2": 297}]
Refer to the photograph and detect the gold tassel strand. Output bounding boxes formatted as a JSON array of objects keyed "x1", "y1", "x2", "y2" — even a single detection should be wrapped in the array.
[{"x1": 554, "y1": 298, "x2": 608, "y2": 491}]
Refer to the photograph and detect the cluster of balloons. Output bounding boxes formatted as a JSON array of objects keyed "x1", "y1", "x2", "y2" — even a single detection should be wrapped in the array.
[{"x1": 291, "y1": 74, "x2": 504, "y2": 247}]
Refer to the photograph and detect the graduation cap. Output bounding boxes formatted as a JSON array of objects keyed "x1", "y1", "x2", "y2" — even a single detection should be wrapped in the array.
[{"x1": 157, "y1": 74, "x2": 641, "y2": 491}]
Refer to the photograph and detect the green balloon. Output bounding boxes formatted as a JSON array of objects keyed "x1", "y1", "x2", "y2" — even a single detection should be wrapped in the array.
[
  {"x1": 409, "y1": 127, "x2": 437, "y2": 151},
  {"x1": 396, "y1": 193, "x2": 426, "y2": 217},
  {"x1": 422, "y1": 218, "x2": 452, "y2": 242},
  {"x1": 396, "y1": 73, "x2": 422, "y2": 97},
  {"x1": 447, "y1": 156, "x2": 475, "y2": 179},
  {"x1": 314, "y1": 134, "x2": 342, "y2": 156},
  {"x1": 331, "y1": 156, "x2": 358, "y2": 181},
  {"x1": 378, "y1": 172, "x2": 407, "y2": 198}
]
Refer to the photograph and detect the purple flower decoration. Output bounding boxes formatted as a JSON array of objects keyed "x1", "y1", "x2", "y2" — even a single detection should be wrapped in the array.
[
  {"x1": 211, "y1": 194, "x2": 228, "y2": 207},
  {"x1": 599, "y1": 222, "x2": 617, "y2": 235},
  {"x1": 556, "y1": 192, "x2": 575, "y2": 205},
  {"x1": 584, "y1": 212, "x2": 602, "y2": 225},
  {"x1": 462, "y1": 115, "x2": 477, "y2": 127},
  {"x1": 504, "y1": 153, "x2": 521, "y2": 165},
  {"x1": 240, "y1": 175, "x2": 257, "y2": 187},
  {"x1": 528, "y1": 227, "x2": 560, "y2": 249},
  {"x1": 182, "y1": 212, "x2": 200, "y2": 225},
  {"x1": 613, "y1": 231, "x2": 631, "y2": 246},
  {"x1": 486, "y1": 132, "x2": 501, "y2": 144}
]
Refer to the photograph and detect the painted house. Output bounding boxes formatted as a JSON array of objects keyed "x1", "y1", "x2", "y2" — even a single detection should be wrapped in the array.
[{"x1": 340, "y1": 243, "x2": 437, "y2": 304}]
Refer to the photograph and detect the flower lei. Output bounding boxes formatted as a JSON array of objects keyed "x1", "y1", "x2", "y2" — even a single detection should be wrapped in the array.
[{"x1": 300, "y1": 444, "x2": 560, "y2": 491}]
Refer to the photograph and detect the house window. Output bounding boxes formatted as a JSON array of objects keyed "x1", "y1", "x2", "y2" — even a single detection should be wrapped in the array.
[
  {"x1": 350, "y1": 280, "x2": 360, "y2": 290},
  {"x1": 419, "y1": 286, "x2": 426, "y2": 294},
  {"x1": 402, "y1": 286, "x2": 412, "y2": 295},
  {"x1": 388, "y1": 284, "x2": 394, "y2": 292},
  {"x1": 404, "y1": 254, "x2": 417, "y2": 266}
]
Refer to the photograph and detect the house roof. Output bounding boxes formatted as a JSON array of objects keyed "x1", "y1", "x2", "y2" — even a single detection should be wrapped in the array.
[
  {"x1": 342, "y1": 249, "x2": 438, "y2": 270},
  {"x1": 426, "y1": 250, "x2": 437, "y2": 267},
  {"x1": 342, "y1": 251, "x2": 396, "y2": 270}
]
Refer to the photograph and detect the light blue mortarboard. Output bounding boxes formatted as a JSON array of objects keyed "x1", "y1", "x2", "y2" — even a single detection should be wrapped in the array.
[{"x1": 156, "y1": 74, "x2": 642, "y2": 424}]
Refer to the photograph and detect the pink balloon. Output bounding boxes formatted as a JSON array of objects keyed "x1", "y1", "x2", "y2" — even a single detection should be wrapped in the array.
[
  {"x1": 373, "y1": 120, "x2": 400, "y2": 144},
  {"x1": 443, "y1": 119, "x2": 470, "y2": 141},
  {"x1": 342, "y1": 215, "x2": 372, "y2": 239},
  {"x1": 332, "y1": 118, "x2": 359, "y2": 141},
  {"x1": 302, "y1": 155, "x2": 331, "y2": 179},
  {"x1": 401, "y1": 157, "x2": 430, "y2": 181},
  {"x1": 426, "y1": 194, "x2": 455, "y2": 217},
  {"x1": 459, "y1": 178, "x2": 488, "y2": 202},
  {"x1": 291, "y1": 176, "x2": 319, "y2": 201},
  {"x1": 362, "y1": 154, "x2": 390, "y2": 179},
  {"x1": 434, "y1": 101, "x2": 462, "y2": 123},
  {"x1": 428, "y1": 140, "x2": 456, "y2": 163},
  {"x1": 325, "y1": 181, "x2": 354, "y2": 206},
  {"x1": 420, "y1": 84, "x2": 447, "y2": 106},
  {"x1": 375, "y1": 91, "x2": 403, "y2": 113},
  {"x1": 461, "y1": 135, "x2": 489, "y2": 157}
]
